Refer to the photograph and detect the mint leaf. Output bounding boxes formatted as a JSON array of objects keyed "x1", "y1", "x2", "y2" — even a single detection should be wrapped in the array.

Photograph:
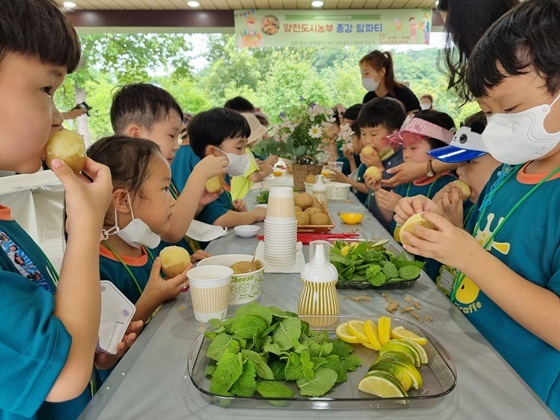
[
  {"x1": 324, "y1": 355, "x2": 346, "y2": 383},
  {"x1": 242, "y1": 350, "x2": 274, "y2": 380},
  {"x1": 382, "y1": 261, "x2": 399, "y2": 279},
  {"x1": 269, "y1": 360, "x2": 286, "y2": 381},
  {"x1": 205, "y1": 364, "x2": 217, "y2": 377},
  {"x1": 207, "y1": 332, "x2": 234, "y2": 362},
  {"x1": 256, "y1": 381, "x2": 295, "y2": 399},
  {"x1": 231, "y1": 315, "x2": 267, "y2": 339},
  {"x1": 367, "y1": 270, "x2": 387, "y2": 286},
  {"x1": 244, "y1": 305, "x2": 273, "y2": 326},
  {"x1": 340, "y1": 355, "x2": 362, "y2": 371},
  {"x1": 297, "y1": 367, "x2": 338, "y2": 396},
  {"x1": 330, "y1": 339, "x2": 353, "y2": 357},
  {"x1": 230, "y1": 359, "x2": 257, "y2": 397},
  {"x1": 209, "y1": 352, "x2": 243, "y2": 395},
  {"x1": 272, "y1": 317, "x2": 302, "y2": 351},
  {"x1": 398, "y1": 265, "x2": 422, "y2": 280}
]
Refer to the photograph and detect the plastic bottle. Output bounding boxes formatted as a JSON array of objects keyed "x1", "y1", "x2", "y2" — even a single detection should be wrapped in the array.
[
  {"x1": 312, "y1": 174, "x2": 328, "y2": 203},
  {"x1": 297, "y1": 240, "x2": 339, "y2": 327}
]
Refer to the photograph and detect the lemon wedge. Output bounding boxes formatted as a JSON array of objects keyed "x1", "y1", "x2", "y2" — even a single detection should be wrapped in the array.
[
  {"x1": 364, "y1": 319, "x2": 382, "y2": 350},
  {"x1": 335, "y1": 322, "x2": 359, "y2": 343},
  {"x1": 390, "y1": 326, "x2": 428, "y2": 346},
  {"x1": 347, "y1": 320, "x2": 368, "y2": 343},
  {"x1": 378, "y1": 316, "x2": 392, "y2": 346}
]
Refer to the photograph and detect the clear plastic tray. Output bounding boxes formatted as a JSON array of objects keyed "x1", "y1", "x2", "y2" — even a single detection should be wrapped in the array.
[{"x1": 186, "y1": 316, "x2": 456, "y2": 409}]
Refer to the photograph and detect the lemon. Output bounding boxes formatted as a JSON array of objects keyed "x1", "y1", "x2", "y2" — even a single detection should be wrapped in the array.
[
  {"x1": 359, "y1": 340, "x2": 378, "y2": 350},
  {"x1": 379, "y1": 341, "x2": 421, "y2": 367},
  {"x1": 377, "y1": 316, "x2": 392, "y2": 346},
  {"x1": 390, "y1": 326, "x2": 428, "y2": 346},
  {"x1": 359, "y1": 370, "x2": 408, "y2": 398},
  {"x1": 400, "y1": 338, "x2": 428, "y2": 364},
  {"x1": 335, "y1": 322, "x2": 359, "y2": 343},
  {"x1": 391, "y1": 361, "x2": 423, "y2": 390},
  {"x1": 368, "y1": 361, "x2": 413, "y2": 391},
  {"x1": 347, "y1": 320, "x2": 368, "y2": 343},
  {"x1": 364, "y1": 319, "x2": 382, "y2": 350},
  {"x1": 375, "y1": 351, "x2": 415, "y2": 366},
  {"x1": 341, "y1": 245, "x2": 350, "y2": 256}
]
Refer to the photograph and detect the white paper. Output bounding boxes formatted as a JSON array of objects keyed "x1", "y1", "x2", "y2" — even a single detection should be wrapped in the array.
[
  {"x1": 98, "y1": 281, "x2": 136, "y2": 355},
  {"x1": 186, "y1": 219, "x2": 228, "y2": 242}
]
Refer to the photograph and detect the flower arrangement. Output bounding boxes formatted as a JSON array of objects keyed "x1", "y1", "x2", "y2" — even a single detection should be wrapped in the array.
[{"x1": 253, "y1": 99, "x2": 338, "y2": 164}]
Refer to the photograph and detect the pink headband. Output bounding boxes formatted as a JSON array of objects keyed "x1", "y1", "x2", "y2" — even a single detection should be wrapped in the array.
[{"x1": 385, "y1": 117, "x2": 455, "y2": 145}]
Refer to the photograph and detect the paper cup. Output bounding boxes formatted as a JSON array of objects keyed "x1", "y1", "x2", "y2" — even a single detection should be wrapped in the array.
[{"x1": 187, "y1": 265, "x2": 233, "y2": 322}]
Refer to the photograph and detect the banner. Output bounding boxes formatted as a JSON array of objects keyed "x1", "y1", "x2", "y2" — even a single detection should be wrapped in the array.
[{"x1": 234, "y1": 9, "x2": 432, "y2": 48}]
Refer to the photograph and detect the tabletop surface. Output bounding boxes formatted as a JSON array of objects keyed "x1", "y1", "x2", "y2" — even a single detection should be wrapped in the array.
[{"x1": 80, "y1": 187, "x2": 554, "y2": 420}]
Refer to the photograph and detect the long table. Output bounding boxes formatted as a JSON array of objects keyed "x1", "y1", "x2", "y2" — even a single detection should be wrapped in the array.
[{"x1": 80, "y1": 191, "x2": 555, "y2": 419}]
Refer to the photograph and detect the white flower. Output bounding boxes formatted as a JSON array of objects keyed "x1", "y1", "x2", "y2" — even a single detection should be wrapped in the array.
[
  {"x1": 308, "y1": 124, "x2": 323, "y2": 139},
  {"x1": 337, "y1": 123, "x2": 354, "y2": 144}
]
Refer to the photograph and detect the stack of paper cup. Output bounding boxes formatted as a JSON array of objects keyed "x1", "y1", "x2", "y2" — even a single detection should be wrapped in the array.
[{"x1": 264, "y1": 187, "x2": 297, "y2": 267}]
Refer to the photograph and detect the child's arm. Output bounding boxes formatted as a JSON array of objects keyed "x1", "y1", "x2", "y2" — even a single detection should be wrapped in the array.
[
  {"x1": 249, "y1": 161, "x2": 273, "y2": 183},
  {"x1": 374, "y1": 189, "x2": 402, "y2": 224},
  {"x1": 46, "y1": 158, "x2": 112, "y2": 402},
  {"x1": 330, "y1": 171, "x2": 370, "y2": 194},
  {"x1": 213, "y1": 207, "x2": 267, "y2": 228},
  {"x1": 382, "y1": 161, "x2": 459, "y2": 188},
  {"x1": 161, "y1": 155, "x2": 228, "y2": 243},
  {"x1": 402, "y1": 213, "x2": 560, "y2": 351},
  {"x1": 343, "y1": 149, "x2": 358, "y2": 173}
]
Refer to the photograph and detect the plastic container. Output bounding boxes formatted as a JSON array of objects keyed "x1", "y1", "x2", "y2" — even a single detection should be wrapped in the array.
[
  {"x1": 297, "y1": 240, "x2": 339, "y2": 327},
  {"x1": 312, "y1": 175, "x2": 327, "y2": 203}
]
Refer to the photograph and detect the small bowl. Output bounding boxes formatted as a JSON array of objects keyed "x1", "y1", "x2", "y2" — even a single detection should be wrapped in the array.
[
  {"x1": 339, "y1": 213, "x2": 363, "y2": 224},
  {"x1": 272, "y1": 170, "x2": 284, "y2": 177},
  {"x1": 234, "y1": 225, "x2": 260, "y2": 238}
]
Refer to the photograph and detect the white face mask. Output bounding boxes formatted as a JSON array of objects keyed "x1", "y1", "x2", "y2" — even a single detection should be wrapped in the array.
[
  {"x1": 482, "y1": 93, "x2": 560, "y2": 164},
  {"x1": 216, "y1": 147, "x2": 251, "y2": 176},
  {"x1": 362, "y1": 77, "x2": 379, "y2": 93},
  {"x1": 420, "y1": 103, "x2": 431, "y2": 111},
  {"x1": 101, "y1": 194, "x2": 161, "y2": 249}
]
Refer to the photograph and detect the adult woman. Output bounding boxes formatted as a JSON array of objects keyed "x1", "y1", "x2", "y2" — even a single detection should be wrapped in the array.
[
  {"x1": 360, "y1": 50, "x2": 420, "y2": 114},
  {"x1": 382, "y1": 0, "x2": 519, "y2": 188}
]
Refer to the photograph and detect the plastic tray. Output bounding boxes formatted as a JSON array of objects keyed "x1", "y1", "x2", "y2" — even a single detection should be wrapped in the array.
[{"x1": 186, "y1": 315, "x2": 456, "y2": 410}]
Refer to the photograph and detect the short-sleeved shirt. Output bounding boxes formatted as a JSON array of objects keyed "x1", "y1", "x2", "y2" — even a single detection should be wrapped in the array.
[
  {"x1": 458, "y1": 164, "x2": 560, "y2": 415},
  {"x1": 363, "y1": 85, "x2": 420, "y2": 114},
  {"x1": 231, "y1": 148, "x2": 260, "y2": 201},
  {"x1": 0, "y1": 206, "x2": 91, "y2": 419},
  {"x1": 354, "y1": 163, "x2": 369, "y2": 205}
]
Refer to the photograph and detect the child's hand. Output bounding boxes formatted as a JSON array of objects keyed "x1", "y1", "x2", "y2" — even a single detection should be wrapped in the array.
[
  {"x1": 364, "y1": 174, "x2": 382, "y2": 191},
  {"x1": 94, "y1": 320, "x2": 143, "y2": 370},
  {"x1": 342, "y1": 147, "x2": 355, "y2": 159},
  {"x1": 330, "y1": 170, "x2": 348, "y2": 183},
  {"x1": 199, "y1": 190, "x2": 219, "y2": 206},
  {"x1": 51, "y1": 157, "x2": 112, "y2": 236},
  {"x1": 197, "y1": 155, "x2": 229, "y2": 180},
  {"x1": 190, "y1": 249, "x2": 211, "y2": 263},
  {"x1": 394, "y1": 195, "x2": 443, "y2": 224},
  {"x1": 143, "y1": 258, "x2": 191, "y2": 305},
  {"x1": 359, "y1": 151, "x2": 382, "y2": 169},
  {"x1": 401, "y1": 212, "x2": 480, "y2": 271},
  {"x1": 382, "y1": 162, "x2": 425, "y2": 188},
  {"x1": 438, "y1": 185, "x2": 464, "y2": 228},
  {"x1": 252, "y1": 206, "x2": 267, "y2": 222},
  {"x1": 374, "y1": 189, "x2": 402, "y2": 212},
  {"x1": 233, "y1": 199, "x2": 247, "y2": 212},
  {"x1": 263, "y1": 154, "x2": 278, "y2": 167}
]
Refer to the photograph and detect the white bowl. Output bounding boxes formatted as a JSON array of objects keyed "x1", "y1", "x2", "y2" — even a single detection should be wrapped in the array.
[
  {"x1": 197, "y1": 254, "x2": 266, "y2": 305},
  {"x1": 234, "y1": 225, "x2": 260, "y2": 238}
]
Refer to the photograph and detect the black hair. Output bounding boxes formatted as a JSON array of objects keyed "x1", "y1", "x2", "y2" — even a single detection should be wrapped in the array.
[
  {"x1": 439, "y1": 0, "x2": 519, "y2": 101},
  {"x1": 359, "y1": 50, "x2": 404, "y2": 96},
  {"x1": 461, "y1": 111, "x2": 487, "y2": 134},
  {"x1": 224, "y1": 96, "x2": 255, "y2": 113},
  {"x1": 350, "y1": 121, "x2": 361, "y2": 139},
  {"x1": 357, "y1": 97, "x2": 406, "y2": 132},
  {"x1": 87, "y1": 135, "x2": 163, "y2": 198},
  {"x1": 420, "y1": 94, "x2": 433, "y2": 103},
  {"x1": 0, "y1": 0, "x2": 81, "y2": 72},
  {"x1": 413, "y1": 109, "x2": 456, "y2": 150},
  {"x1": 466, "y1": 0, "x2": 560, "y2": 99},
  {"x1": 255, "y1": 113, "x2": 270, "y2": 127},
  {"x1": 342, "y1": 104, "x2": 363, "y2": 121},
  {"x1": 110, "y1": 83, "x2": 183, "y2": 134},
  {"x1": 187, "y1": 108, "x2": 251, "y2": 159}
]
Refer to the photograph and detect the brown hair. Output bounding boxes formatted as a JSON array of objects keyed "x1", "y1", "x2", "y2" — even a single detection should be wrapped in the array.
[{"x1": 359, "y1": 50, "x2": 404, "y2": 96}]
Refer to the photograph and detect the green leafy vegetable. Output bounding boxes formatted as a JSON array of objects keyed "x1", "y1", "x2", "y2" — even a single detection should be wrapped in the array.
[
  {"x1": 229, "y1": 359, "x2": 257, "y2": 397},
  {"x1": 297, "y1": 367, "x2": 338, "y2": 397},
  {"x1": 209, "y1": 352, "x2": 243, "y2": 395},
  {"x1": 256, "y1": 190, "x2": 270, "y2": 204},
  {"x1": 256, "y1": 381, "x2": 295, "y2": 399}
]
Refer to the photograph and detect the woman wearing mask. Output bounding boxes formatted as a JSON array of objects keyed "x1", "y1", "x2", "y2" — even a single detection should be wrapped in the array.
[{"x1": 360, "y1": 50, "x2": 420, "y2": 114}]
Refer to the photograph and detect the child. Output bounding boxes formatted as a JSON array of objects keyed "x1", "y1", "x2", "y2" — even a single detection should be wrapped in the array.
[
  {"x1": 87, "y1": 135, "x2": 190, "y2": 323},
  {"x1": 231, "y1": 112, "x2": 276, "y2": 200},
  {"x1": 394, "y1": 0, "x2": 560, "y2": 414},
  {"x1": 187, "y1": 108, "x2": 267, "y2": 227},
  {"x1": 337, "y1": 104, "x2": 362, "y2": 175},
  {"x1": 0, "y1": 1, "x2": 138, "y2": 418},
  {"x1": 110, "y1": 83, "x2": 228, "y2": 261}
]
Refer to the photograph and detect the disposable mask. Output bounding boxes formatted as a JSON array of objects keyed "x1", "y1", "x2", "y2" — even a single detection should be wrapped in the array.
[
  {"x1": 420, "y1": 103, "x2": 431, "y2": 111},
  {"x1": 101, "y1": 194, "x2": 161, "y2": 249},
  {"x1": 362, "y1": 77, "x2": 379, "y2": 92},
  {"x1": 216, "y1": 147, "x2": 251, "y2": 176},
  {"x1": 482, "y1": 93, "x2": 560, "y2": 164}
]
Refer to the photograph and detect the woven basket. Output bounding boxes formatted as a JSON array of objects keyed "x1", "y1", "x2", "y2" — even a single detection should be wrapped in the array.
[{"x1": 292, "y1": 164, "x2": 323, "y2": 191}]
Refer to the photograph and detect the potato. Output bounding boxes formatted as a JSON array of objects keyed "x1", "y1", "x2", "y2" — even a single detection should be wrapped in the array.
[
  {"x1": 453, "y1": 180, "x2": 471, "y2": 200},
  {"x1": 361, "y1": 146, "x2": 375, "y2": 156},
  {"x1": 310, "y1": 213, "x2": 331, "y2": 225},
  {"x1": 230, "y1": 260, "x2": 262, "y2": 274},
  {"x1": 294, "y1": 192, "x2": 313, "y2": 209},
  {"x1": 305, "y1": 174, "x2": 316, "y2": 184},
  {"x1": 304, "y1": 207, "x2": 322, "y2": 216},
  {"x1": 160, "y1": 246, "x2": 190, "y2": 277},
  {"x1": 45, "y1": 129, "x2": 86, "y2": 174},
  {"x1": 311, "y1": 197, "x2": 322, "y2": 208},
  {"x1": 294, "y1": 206, "x2": 303, "y2": 213},
  {"x1": 399, "y1": 213, "x2": 435, "y2": 245},
  {"x1": 364, "y1": 166, "x2": 382, "y2": 181},
  {"x1": 296, "y1": 211, "x2": 310, "y2": 226},
  {"x1": 206, "y1": 175, "x2": 224, "y2": 194}
]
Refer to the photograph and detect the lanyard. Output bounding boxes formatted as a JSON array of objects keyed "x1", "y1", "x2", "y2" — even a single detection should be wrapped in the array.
[
  {"x1": 101, "y1": 241, "x2": 155, "y2": 295},
  {"x1": 450, "y1": 163, "x2": 560, "y2": 301},
  {"x1": 405, "y1": 175, "x2": 440, "y2": 199}
]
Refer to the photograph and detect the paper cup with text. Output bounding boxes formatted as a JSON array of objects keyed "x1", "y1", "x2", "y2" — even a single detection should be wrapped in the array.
[{"x1": 187, "y1": 265, "x2": 233, "y2": 322}]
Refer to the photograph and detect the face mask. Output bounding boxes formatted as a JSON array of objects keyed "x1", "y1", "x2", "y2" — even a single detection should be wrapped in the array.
[
  {"x1": 216, "y1": 147, "x2": 251, "y2": 176},
  {"x1": 420, "y1": 103, "x2": 431, "y2": 111},
  {"x1": 482, "y1": 93, "x2": 560, "y2": 164},
  {"x1": 362, "y1": 77, "x2": 379, "y2": 92},
  {"x1": 101, "y1": 194, "x2": 161, "y2": 249}
]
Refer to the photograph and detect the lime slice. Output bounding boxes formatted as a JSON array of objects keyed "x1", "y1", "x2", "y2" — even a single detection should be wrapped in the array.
[
  {"x1": 368, "y1": 360, "x2": 413, "y2": 391},
  {"x1": 364, "y1": 319, "x2": 381, "y2": 350},
  {"x1": 390, "y1": 326, "x2": 428, "y2": 346},
  {"x1": 391, "y1": 361, "x2": 423, "y2": 390},
  {"x1": 400, "y1": 338, "x2": 428, "y2": 364},
  {"x1": 359, "y1": 370, "x2": 408, "y2": 398},
  {"x1": 377, "y1": 316, "x2": 392, "y2": 346},
  {"x1": 335, "y1": 322, "x2": 359, "y2": 344},
  {"x1": 379, "y1": 341, "x2": 420, "y2": 367},
  {"x1": 347, "y1": 320, "x2": 368, "y2": 343},
  {"x1": 375, "y1": 350, "x2": 415, "y2": 366}
]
